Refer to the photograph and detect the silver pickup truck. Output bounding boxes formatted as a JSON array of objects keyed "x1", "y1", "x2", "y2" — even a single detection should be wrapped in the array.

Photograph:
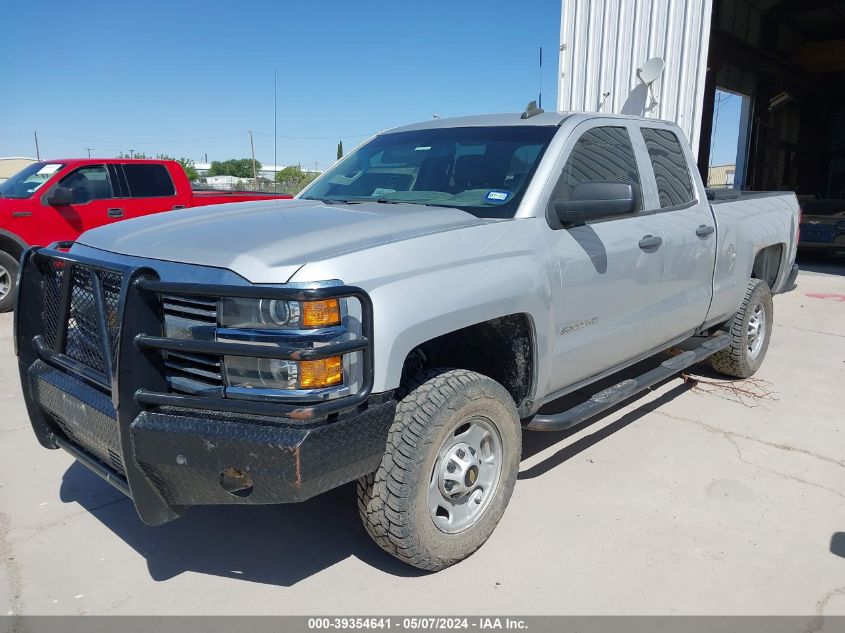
[{"x1": 15, "y1": 108, "x2": 800, "y2": 571}]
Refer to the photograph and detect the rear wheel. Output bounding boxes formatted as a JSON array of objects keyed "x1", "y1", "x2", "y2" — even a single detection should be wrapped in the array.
[
  {"x1": 0, "y1": 251, "x2": 19, "y2": 313},
  {"x1": 357, "y1": 369, "x2": 521, "y2": 571},
  {"x1": 710, "y1": 278, "x2": 773, "y2": 378}
]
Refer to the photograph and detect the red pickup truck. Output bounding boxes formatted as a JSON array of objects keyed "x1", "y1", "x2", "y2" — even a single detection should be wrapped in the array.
[{"x1": 0, "y1": 158, "x2": 290, "y2": 311}]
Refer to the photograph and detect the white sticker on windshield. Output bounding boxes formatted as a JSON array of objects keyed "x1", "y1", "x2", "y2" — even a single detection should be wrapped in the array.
[
  {"x1": 36, "y1": 164, "x2": 62, "y2": 176},
  {"x1": 371, "y1": 188, "x2": 396, "y2": 197},
  {"x1": 485, "y1": 190, "x2": 511, "y2": 203}
]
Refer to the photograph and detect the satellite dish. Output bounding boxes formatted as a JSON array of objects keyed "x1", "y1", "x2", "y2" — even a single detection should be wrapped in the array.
[{"x1": 638, "y1": 57, "x2": 665, "y2": 85}]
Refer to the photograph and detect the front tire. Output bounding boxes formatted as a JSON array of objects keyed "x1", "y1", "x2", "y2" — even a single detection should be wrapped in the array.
[
  {"x1": 710, "y1": 278, "x2": 773, "y2": 378},
  {"x1": 0, "y1": 251, "x2": 19, "y2": 313},
  {"x1": 358, "y1": 369, "x2": 521, "y2": 571}
]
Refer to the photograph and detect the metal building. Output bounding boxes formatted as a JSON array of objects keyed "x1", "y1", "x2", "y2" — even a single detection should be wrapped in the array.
[
  {"x1": 558, "y1": 0, "x2": 713, "y2": 153},
  {"x1": 559, "y1": 0, "x2": 845, "y2": 200}
]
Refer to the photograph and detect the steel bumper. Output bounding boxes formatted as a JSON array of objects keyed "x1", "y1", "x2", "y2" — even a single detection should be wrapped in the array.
[{"x1": 25, "y1": 359, "x2": 396, "y2": 519}]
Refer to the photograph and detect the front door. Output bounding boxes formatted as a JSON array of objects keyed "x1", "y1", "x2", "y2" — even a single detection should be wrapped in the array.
[
  {"x1": 42, "y1": 164, "x2": 123, "y2": 240},
  {"x1": 543, "y1": 122, "x2": 668, "y2": 393}
]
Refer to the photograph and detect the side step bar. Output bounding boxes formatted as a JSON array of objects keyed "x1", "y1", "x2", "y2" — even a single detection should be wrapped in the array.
[{"x1": 524, "y1": 333, "x2": 732, "y2": 432}]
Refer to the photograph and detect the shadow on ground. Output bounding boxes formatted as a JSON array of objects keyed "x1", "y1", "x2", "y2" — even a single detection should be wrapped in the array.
[
  {"x1": 60, "y1": 465, "x2": 425, "y2": 586},
  {"x1": 796, "y1": 253, "x2": 845, "y2": 276},
  {"x1": 58, "y1": 345, "x2": 716, "y2": 587}
]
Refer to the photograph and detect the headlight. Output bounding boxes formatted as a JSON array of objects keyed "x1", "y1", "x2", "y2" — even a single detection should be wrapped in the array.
[
  {"x1": 836, "y1": 220, "x2": 845, "y2": 231},
  {"x1": 163, "y1": 292, "x2": 353, "y2": 398},
  {"x1": 224, "y1": 355, "x2": 343, "y2": 391},
  {"x1": 220, "y1": 297, "x2": 341, "y2": 329}
]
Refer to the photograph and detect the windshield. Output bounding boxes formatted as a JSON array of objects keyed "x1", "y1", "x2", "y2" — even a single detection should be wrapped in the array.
[
  {"x1": 0, "y1": 162, "x2": 65, "y2": 199},
  {"x1": 301, "y1": 126, "x2": 558, "y2": 218}
]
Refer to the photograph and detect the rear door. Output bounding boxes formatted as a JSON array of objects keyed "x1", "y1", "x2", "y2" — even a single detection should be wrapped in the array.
[
  {"x1": 543, "y1": 120, "x2": 668, "y2": 392},
  {"x1": 636, "y1": 125, "x2": 717, "y2": 340},
  {"x1": 118, "y1": 162, "x2": 182, "y2": 219}
]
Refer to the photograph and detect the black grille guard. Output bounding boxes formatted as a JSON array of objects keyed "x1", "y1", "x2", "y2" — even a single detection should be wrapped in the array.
[{"x1": 15, "y1": 245, "x2": 375, "y2": 525}]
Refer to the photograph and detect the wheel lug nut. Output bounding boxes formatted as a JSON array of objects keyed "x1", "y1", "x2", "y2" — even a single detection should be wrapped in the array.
[{"x1": 456, "y1": 449, "x2": 465, "y2": 459}]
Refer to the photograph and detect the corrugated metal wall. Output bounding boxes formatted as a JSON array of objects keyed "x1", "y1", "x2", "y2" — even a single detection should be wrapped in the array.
[{"x1": 557, "y1": 0, "x2": 713, "y2": 153}]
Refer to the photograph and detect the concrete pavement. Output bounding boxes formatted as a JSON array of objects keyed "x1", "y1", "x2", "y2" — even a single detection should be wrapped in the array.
[{"x1": 0, "y1": 258, "x2": 843, "y2": 615}]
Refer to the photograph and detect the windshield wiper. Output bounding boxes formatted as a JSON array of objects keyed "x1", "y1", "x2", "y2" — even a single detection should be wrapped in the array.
[
  {"x1": 376, "y1": 197, "x2": 449, "y2": 207},
  {"x1": 316, "y1": 198, "x2": 366, "y2": 205}
]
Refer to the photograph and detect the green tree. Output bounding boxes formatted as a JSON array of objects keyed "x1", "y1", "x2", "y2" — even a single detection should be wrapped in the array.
[
  {"x1": 208, "y1": 158, "x2": 260, "y2": 179},
  {"x1": 275, "y1": 165, "x2": 317, "y2": 194},
  {"x1": 175, "y1": 158, "x2": 199, "y2": 181},
  {"x1": 337, "y1": 140, "x2": 343, "y2": 160}
]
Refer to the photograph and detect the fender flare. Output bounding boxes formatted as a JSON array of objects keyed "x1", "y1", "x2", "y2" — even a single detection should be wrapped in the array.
[{"x1": 0, "y1": 229, "x2": 29, "y2": 258}]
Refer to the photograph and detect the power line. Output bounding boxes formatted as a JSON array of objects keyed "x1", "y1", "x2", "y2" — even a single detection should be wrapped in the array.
[
  {"x1": 252, "y1": 130, "x2": 373, "y2": 140},
  {"x1": 37, "y1": 131, "x2": 248, "y2": 146},
  {"x1": 33, "y1": 129, "x2": 374, "y2": 147}
]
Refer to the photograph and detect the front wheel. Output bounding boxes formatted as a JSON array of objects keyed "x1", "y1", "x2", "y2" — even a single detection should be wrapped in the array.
[
  {"x1": 358, "y1": 369, "x2": 521, "y2": 571},
  {"x1": 0, "y1": 251, "x2": 19, "y2": 313},
  {"x1": 710, "y1": 278, "x2": 774, "y2": 378}
]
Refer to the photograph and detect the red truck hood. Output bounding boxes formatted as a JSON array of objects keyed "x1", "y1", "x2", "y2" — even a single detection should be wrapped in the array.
[{"x1": 76, "y1": 198, "x2": 483, "y2": 283}]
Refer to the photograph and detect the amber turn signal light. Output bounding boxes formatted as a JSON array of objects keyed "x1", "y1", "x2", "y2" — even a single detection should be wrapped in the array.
[
  {"x1": 298, "y1": 356, "x2": 343, "y2": 389},
  {"x1": 301, "y1": 299, "x2": 341, "y2": 328}
]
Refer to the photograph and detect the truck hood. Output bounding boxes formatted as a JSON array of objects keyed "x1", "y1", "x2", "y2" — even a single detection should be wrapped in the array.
[{"x1": 77, "y1": 198, "x2": 485, "y2": 283}]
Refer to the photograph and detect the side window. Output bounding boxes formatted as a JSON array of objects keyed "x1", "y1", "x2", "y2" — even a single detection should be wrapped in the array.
[
  {"x1": 551, "y1": 126, "x2": 643, "y2": 216},
  {"x1": 641, "y1": 128, "x2": 696, "y2": 208},
  {"x1": 122, "y1": 164, "x2": 176, "y2": 197},
  {"x1": 58, "y1": 165, "x2": 113, "y2": 204}
]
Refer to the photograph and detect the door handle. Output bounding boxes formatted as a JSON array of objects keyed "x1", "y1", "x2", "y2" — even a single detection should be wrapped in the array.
[
  {"x1": 172, "y1": 204, "x2": 186, "y2": 210},
  {"x1": 107, "y1": 208, "x2": 124, "y2": 218},
  {"x1": 638, "y1": 234, "x2": 663, "y2": 251},
  {"x1": 696, "y1": 224, "x2": 715, "y2": 238}
]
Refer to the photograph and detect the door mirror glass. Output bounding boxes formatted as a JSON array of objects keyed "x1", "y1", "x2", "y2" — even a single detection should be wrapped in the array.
[
  {"x1": 554, "y1": 182, "x2": 637, "y2": 224},
  {"x1": 46, "y1": 186, "x2": 74, "y2": 206}
]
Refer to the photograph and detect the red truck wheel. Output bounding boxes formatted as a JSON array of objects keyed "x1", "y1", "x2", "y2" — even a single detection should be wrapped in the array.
[{"x1": 0, "y1": 251, "x2": 18, "y2": 312}]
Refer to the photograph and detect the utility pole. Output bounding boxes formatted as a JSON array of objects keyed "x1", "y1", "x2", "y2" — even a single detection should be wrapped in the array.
[
  {"x1": 33, "y1": 131, "x2": 41, "y2": 161},
  {"x1": 84, "y1": 147, "x2": 94, "y2": 158},
  {"x1": 274, "y1": 69, "x2": 278, "y2": 193},
  {"x1": 129, "y1": 149, "x2": 135, "y2": 159},
  {"x1": 248, "y1": 130, "x2": 258, "y2": 190}
]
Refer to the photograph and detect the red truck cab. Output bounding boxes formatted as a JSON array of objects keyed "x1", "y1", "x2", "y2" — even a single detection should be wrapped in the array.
[{"x1": 0, "y1": 158, "x2": 290, "y2": 311}]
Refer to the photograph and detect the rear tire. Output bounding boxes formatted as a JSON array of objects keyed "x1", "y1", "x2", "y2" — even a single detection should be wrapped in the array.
[
  {"x1": 0, "y1": 251, "x2": 19, "y2": 313},
  {"x1": 710, "y1": 278, "x2": 773, "y2": 378},
  {"x1": 357, "y1": 369, "x2": 521, "y2": 571}
]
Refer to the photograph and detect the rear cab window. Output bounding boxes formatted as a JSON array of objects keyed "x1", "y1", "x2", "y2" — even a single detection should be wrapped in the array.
[
  {"x1": 640, "y1": 128, "x2": 696, "y2": 208},
  {"x1": 122, "y1": 163, "x2": 176, "y2": 197}
]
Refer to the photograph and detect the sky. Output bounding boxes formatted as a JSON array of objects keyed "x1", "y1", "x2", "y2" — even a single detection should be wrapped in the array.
[
  {"x1": 1, "y1": 1, "x2": 743, "y2": 171},
  {"x1": 709, "y1": 90, "x2": 743, "y2": 167},
  {"x1": 0, "y1": 0, "x2": 562, "y2": 170}
]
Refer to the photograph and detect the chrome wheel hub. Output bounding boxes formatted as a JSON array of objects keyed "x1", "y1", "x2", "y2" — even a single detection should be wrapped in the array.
[
  {"x1": 0, "y1": 264, "x2": 10, "y2": 300},
  {"x1": 747, "y1": 302, "x2": 766, "y2": 359},
  {"x1": 429, "y1": 417, "x2": 503, "y2": 534}
]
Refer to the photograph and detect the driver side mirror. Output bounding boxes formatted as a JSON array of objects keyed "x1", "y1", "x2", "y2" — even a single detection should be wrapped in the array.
[
  {"x1": 554, "y1": 182, "x2": 637, "y2": 227},
  {"x1": 46, "y1": 186, "x2": 74, "y2": 206}
]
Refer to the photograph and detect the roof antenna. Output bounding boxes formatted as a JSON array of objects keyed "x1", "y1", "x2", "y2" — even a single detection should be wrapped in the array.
[{"x1": 521, "y1": 100, "x2": 544, "y2": 120}]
